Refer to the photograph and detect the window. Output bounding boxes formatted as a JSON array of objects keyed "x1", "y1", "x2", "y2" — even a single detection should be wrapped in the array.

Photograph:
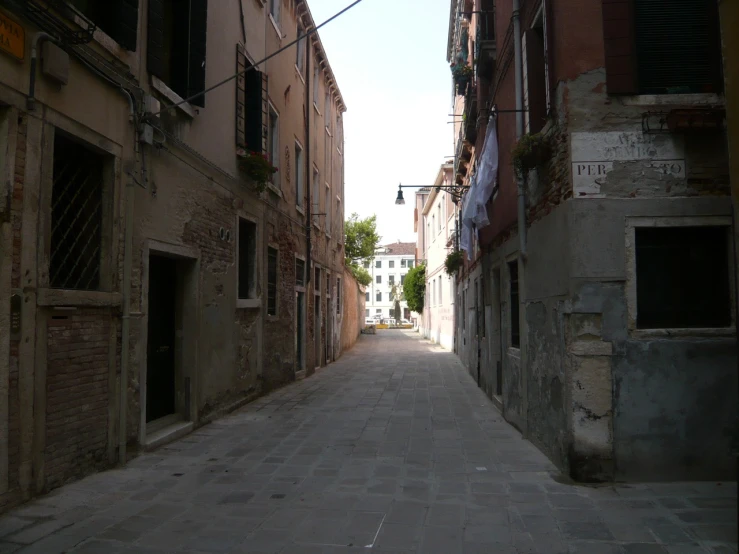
[
  {"x1": 147, "y1": 0, "x2": 208, "y2": 107},
  {"x1": 635, "y1": 226, "x2": 730, "y2": 329},
  {"x1": 312, "y1": 168, "x2": 320, "y2": 224},
  {"x1": 437, "y1": 203, "x2": 442, "y2": 232},
  {"x1": 295, "y1": 258, "x2": 305, "y2": 287},
  {"x1": 267, "y1": 247, "x2": 278, "y2": 315},
  {"x1": 238, "y1": 218, "x2": 257, "y2": 299},
  {"x1": 400, "y1": 259, "x2": 406, "y2": 268},
  {"x1": 408, "y1": 260, "x2": 414, "y2": 269},
  {"x1": 363, "y1": 260, "x2": 370, "y2": 268},
  {"x1": 375, "y1": 260, "x2": 382, "y2": 269},
  {"x1": 603, "y1": 0, "x2": 722, "y2": 94},
  {"x1": 296, "y1": 24, "x2": 306, "y2": 75},
  {"x1": 432, "y1": 215, "x2": 436, "y2": 239},
  {"x1": 376, "y1": 275, "x2": 382, "y2": 284},
  {"x1": 314, "y1": 267, "x2": 320, "y2": 291},
  {"x1": 324, "y1": 91, "x2": 331, "y2": 126},
  {"x1": 401, "y1": 274, "x2": 406, "y2": 285},
  {"x1": 432, "y1": 279, "x2": 436, "y2": 307},
  {"x1": 336, "y1": 278, "x2": 341, "y2": 314},
  {"x1": 50, "y1": 133, "x2": 105, "y2": 290},
  {"x1": 365, "y1": 292, "x2": 370, "y2": 301},
  {"x1": 523, "y1": 11, "x2": 548, "y2": 134},
  {"x1": 389, "y1": 260, "x2": 395, "y2": 269},
  {"x1": 295, "y1": 141, "x2": 304, "y2": 209},
  {"x1": 269, "y1": 0, "x2": 280, "y2": 25},
  {"x1": 389, "y1": 309, "x2": 394, "y2": 317},
  {"x1": 238, "y1": 47, "x2": 265, "y2": 153},
  {"x1": 365, "y1": 309, "x2": 370, "y2": 317},
  {"x1": 376, "y1": 308, "x2": 382, "y2": 314},
  {"x1": 268, "y1": 106, "x2": 279, "y2": 187},
  {"x1": 509, "y1": 261, "x2": 520, "y2": 348},
  {"x1": 376, "y1": 291, "x2": 382, "y2": 302},
  {"x1": 70, "y1": 0, "x2": 138, "y2": 50},
  {"x1": 313, "y1": 67, "x2": 320, "y2": 106}
]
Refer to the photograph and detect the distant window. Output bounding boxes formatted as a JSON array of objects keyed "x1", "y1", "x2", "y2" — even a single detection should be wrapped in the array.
[
  {"x1": 376, "y1": 308, "x2": 381, "y2": 314},
  {"x1": 269, "y1": 0, "x2": 280, "y2": 24},
  {"x1": 268, "y1": 106, "x2": 279, "y2": 188},
  {"x1": 635, "y1": 226, "x2": 730, "y2": 329},
  {"x1": 509, "y1": 261, "x2": 520, "y2": 348},
  {"x1": 296, "y1": 24, "x2": 306, "y2": 75},
  {"x1": 376, "y1": 291, "x2": 382, "y2": 302},
  {"x1": 295, "y1": 258, "x2": 305, "y2": 288},
  {"x1": 314, "y1": 267, "x2": 320, "y2": 291},
  {"x1": 365, "y1": 292, "x2": 370, "y2": 301},
  {"x1": 408, "y1": 260, "x2": 414, "y2": 269},
  {"x1": 389, "y1": 275, "x2": 395, "y2": 286},
  {"x1": 267, "y1": 247, "x2": 278, "y2": 315},
  {"x1": 295, "y1": 141, "x2": 304, "y2": 209},
  {"x1": 401, "y1": 274, "x2": 406, "y2": 285},
  {"x1": 375, "y1": 260, "x2": 381, "y2": 268},
  {"x1": 389, "y1": 260, "x2": 395, "y2": 268},
  {"x1": 401, "y1": 259, "x2": 406, "y2": 268},
  {"x1": 313, "y1": 67, "x2": 320, "y2": 105},
  {"x1": 365, "y1": 309, "x2": 369, "y2": 317},
  {"x1": 376, "y1": 275, "x2": 382, "y2": 284},
  {"x1": 363, "y1": 260, "x2": 370, "y2": 268},
  {"x1": 238, "y1": 218, "x2": 257, "y2": 300}
]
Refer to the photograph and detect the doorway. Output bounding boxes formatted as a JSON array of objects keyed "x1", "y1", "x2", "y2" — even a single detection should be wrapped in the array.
[
  {"x1": 314, "y1": 294, "x2": 321, "y2": 369},
  {"x1": 146, "y1": 256, "x2": 177, "y2": 424},
  {"x1": 296, "y1": 291, "x2": 305, "y2": 372}
]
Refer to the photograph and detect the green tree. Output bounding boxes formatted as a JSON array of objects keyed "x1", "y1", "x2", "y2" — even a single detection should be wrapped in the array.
[
  {"x1": 403, "y1": 264, "x2": 426, "y2": 314},
  {"x1": 344, "y1": 213, "x2": 381, "y2": 287}
]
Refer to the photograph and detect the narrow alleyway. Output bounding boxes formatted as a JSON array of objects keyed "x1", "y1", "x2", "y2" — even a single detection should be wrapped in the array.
[{"x1": 0, "y1": 332, "x2": 736, "y2": 554}]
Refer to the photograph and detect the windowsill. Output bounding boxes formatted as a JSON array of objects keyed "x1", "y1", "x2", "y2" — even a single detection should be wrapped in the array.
[
  {"x1": 296, "y1": 205, "x2": 305, "y2": 216},
  {"x1": 313, "y1": 103, "x2": 321, "y2": 115},
  {"x1": 313, "y1": 221, "x2": 320, "y2": 229},
  {"x1": 507, "y1": 346, "x2": 521, "y2": 356},
  {"x1": 71, "y1": 12, "x2": 133, "y2": 65},
  {"x1": 267, "y1": 183, "x2": 282, "y2": 198},
  {"x1": 620, "y1": 93, "x2": 724, "y2": 107},
  {"x1": 37, "y1": 289, "x2": 121, "y2": 307},
  {"x1": 237, "y1": 298, "x2": 261, "y2": 309},
  {"x1": 269, "y1": 14, "x2": 282, "y2": 39},
  {"x1": 255, "y1": 0, "x2": 266, "y2": 6},
  {"x1": 151, "y1": 76, "x2": 196, "y2": 119},
  {"x1": 295, "y1": 65, "x2": 306, "y2": 84},
  {"x1": 630, "y1": 326, "x2": 735, "y2": 339}
]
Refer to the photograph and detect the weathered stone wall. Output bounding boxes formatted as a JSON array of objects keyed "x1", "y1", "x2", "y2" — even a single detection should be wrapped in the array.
[{"x1": 340, "y1": 268, "x2": 363, "y2": 353}]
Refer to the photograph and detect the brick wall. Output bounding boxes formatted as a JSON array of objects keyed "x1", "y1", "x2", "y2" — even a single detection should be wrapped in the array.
[{"x1": 44, "y1": 310, "x2": 111, "y2": 491}]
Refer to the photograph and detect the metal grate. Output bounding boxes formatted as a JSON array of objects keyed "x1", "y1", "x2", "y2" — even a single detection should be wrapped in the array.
[
  {"x1": 295, "y1": 258, "x2": 305, "y2": 287},
  {"x1": 50, "y1": 134, "x2": 103, "y2": 290}
]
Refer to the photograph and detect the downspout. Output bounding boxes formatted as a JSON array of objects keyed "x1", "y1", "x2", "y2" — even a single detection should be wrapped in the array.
[
  {"x1": 305, "y1": 32, "x2": 312, "y2": 286},
  {"x1": 513, "y1": 0, "x2": 527, "y2": 257},
  {"x1": 27, "y1": 33, "x2": 56, "y2": 111},
  {"x1": 119, "y1": 89, "x2": 136, "y2": 465}
]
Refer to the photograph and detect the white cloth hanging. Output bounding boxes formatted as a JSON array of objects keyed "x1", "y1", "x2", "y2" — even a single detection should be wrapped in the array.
[{"x1": 472, "y1": 115, "x2": 499, "y2": 228}]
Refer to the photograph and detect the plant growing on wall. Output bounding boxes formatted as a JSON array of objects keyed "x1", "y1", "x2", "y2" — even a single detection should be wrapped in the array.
[
  {"x1": 444, "y1": 250, "x2": 464, "y2": 276},
  {"x1": 403, "y1": 263, "x2": 426, "y2": 314},
  {"x1": 511, "y1": 132, "x2": 552, "y2": 178},
  {"x1": 237, "y1": 149, "x2": 278, "y2": 193}
]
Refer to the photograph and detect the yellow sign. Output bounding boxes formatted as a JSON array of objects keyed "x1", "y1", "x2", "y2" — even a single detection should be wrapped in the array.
[{"x1": 0, "y1": 12, "x2": 25, "y2": 61}]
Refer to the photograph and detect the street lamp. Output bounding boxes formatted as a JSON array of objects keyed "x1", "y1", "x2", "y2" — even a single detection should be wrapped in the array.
[
  {"x1": 393, "y1": 182, "x2": 466, "y2": 205},
  {"x1": 395, "y1": 184, "x2": 405, "y2": 205}
]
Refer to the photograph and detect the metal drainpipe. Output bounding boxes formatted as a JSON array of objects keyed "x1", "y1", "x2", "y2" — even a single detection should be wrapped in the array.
[
  {"x1": 119, "y1": 90, "x2": 137, "y2": 465},
  {"x1": 305, "y1": 38, "x2": 312, "y2": 287},
  {"x1": 513, "y1": 0, "x2": 527, "y2": 258},
  {"x1": 27, "y1": 33, "x2": 56, "y2": 111}
]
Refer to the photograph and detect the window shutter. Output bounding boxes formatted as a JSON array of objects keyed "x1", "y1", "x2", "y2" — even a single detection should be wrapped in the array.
[
  {"x1": 524, "y1": 29, "x2": 547, "y2": 134},
  {"x1": 236, "y1": 45, "x2": 247, "y2": 148},
  {"x1": 601, "y1": 0, "x2": 638, "y2": 94},
  {"x1": 187, "y1": 0, "x2": 208, "y2": 108},
  {"x1": 244, "y1": 69, "x2": 264, "y2": 152},
  {"x1": 147, "y1": 0, "x2": 165, "y2": 79},
  {"x1": 114, "y1": 0, "x2": 139, "y2": 51}
]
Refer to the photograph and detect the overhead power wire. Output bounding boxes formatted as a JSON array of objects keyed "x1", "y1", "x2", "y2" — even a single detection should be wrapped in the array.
[{"x1": 151, "y1": 0, "x2": 365, "y2": 117}]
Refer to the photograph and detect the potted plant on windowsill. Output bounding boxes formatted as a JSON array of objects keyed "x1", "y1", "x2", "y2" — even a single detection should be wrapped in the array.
[
  {"x1": 511, "y1": 132, "x2": 552, "y2": 178},
  {"x1": 451, "y1": 62, "x2": 473, "y2": 92},
  {"x1": 237, "y1": 148, "x2": 278, "y2": 193},
  {"x1": 444, "y1": 249, "x2": 464, "y2": 276}
]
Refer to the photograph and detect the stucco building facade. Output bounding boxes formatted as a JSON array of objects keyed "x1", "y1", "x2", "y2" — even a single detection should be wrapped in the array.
[
  {"x1": 448, "y1": 0, "x2": 736, "y2": 482},
  {"x1": 363, "y1": 242, "x2": 415, "y2": 320},
  {"x1": 415, "y1": 164, "x2": 457, "y2": 351},
  {"x1": 0, "y1": 0, "x2": 360, "y2": 513}
]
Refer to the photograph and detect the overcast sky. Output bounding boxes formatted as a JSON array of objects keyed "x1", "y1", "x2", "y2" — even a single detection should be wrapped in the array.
[{"x1": 308, "y1": 0, "x2": 453, "y2": 245}]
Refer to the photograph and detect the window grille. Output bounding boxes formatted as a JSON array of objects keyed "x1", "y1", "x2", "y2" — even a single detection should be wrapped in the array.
[{"x1": 50, "y1": 134, "x2": 103, "y2": 290}]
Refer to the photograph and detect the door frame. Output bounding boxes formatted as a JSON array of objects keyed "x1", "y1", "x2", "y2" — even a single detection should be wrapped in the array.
[{"x1": 139, "y1": 241, "x2": 200, "y2": 445}]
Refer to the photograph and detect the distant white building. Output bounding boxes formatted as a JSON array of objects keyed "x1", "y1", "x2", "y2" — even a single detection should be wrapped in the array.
[{"x1": 363, "y1": 242, "x2": 416, "y2": 320}]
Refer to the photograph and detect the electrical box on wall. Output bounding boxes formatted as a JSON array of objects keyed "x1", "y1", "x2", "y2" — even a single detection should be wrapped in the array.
[{"x1": 41, "y1": 42, "x2": 69, "y2": 85}]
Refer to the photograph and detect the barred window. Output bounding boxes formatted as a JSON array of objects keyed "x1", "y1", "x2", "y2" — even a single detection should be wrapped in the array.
[
  {"x1": 295, "y1": 258, "x2": 305, "y2": 287},
  {"x1": 267, "y1": 247, "x2": 278, "y2": 316},
  {"x1": 50, "y1": 133, "x2": 104, "y2": 291}
]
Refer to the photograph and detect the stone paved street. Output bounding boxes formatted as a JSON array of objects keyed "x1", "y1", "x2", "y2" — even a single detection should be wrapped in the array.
[{"x1": 0, "y1": 331, "x2": 736, "y2": 553}]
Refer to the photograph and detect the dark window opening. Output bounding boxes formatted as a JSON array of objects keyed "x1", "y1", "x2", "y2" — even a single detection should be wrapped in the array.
[
  {"x1": 525, "y1": 16, "x2": 547, "y2": 133},
  {"x1": 238, "y1": 218, "x2": 257, "y2": 300},
  {"x1": 376, "y1": 275, "x2": 382, "y2": 284},
  {"x1": 365, "y1": 292, "x2": 370, "y2": 301},
  {"x1": 389, "y1": 260, "x2": 395, "y2": 268},
  {"x1": 635, "y1": 226, "x2": 730, "y2": 328},
  {"x1": 50, "y1": 133, "x2": 104, "y2": 291},
  {"x1": 70, "y1": 0, "x2": 139, "y2": 50},
  {"x1": 509, "y1": 261, "x2": 520, "y2": 348},
  {"x1": 375, "y1": 260, "x2": 381, "y2": 268},
  {"x1": 267, "y1": 247, "x2": 278, "y2": 315},
  {"x1": 314, "y1": 267, "x2": 321, "y2": 291},
  {"x1": 634, "y1": 0, "x2": 722, "y2": 94},
  {"x1": 389, "y1": 275, "x2": 395, "y2": 286},
  {"x1": 148, "y1": 0, "x2": 208, "y2": 107},
  {"x1": 336, "y1": 278, "x2": 341, "y2": 314},
  {"x1": 376, "y1": 291, "x2": 382, "y2": 302},
  {"x1": 295, "y1": 258, "x2": 305, "y2": 287}
]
